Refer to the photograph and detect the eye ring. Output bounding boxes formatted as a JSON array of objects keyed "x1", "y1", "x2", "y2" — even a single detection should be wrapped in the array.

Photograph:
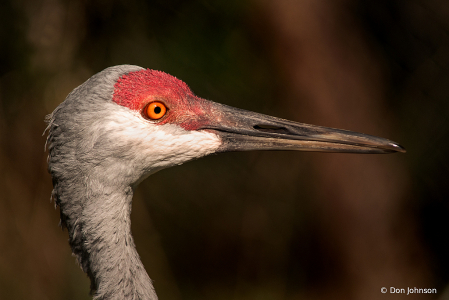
[{"x1": 144, "y1": 101, "x2": 167, "y2": 120}]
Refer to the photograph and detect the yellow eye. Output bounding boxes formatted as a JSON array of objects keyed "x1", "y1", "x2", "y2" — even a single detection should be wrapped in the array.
[{"x1": 145, "y1": 101, "x2": 167, "y2": 120}]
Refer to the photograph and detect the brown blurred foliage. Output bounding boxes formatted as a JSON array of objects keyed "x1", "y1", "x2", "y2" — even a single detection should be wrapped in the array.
[{"x1": 0, "y1": 0, "x2": 448, "y2": 299}]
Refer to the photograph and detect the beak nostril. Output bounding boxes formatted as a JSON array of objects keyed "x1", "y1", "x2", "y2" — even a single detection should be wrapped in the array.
[{"x1": 253, "y1": 124, "x2": 290, "y2": 134}]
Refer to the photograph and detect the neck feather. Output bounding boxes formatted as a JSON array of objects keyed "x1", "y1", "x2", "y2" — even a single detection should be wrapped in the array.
[{"x1": 56, "y1": 179, "x2": 157, "y2": 300}]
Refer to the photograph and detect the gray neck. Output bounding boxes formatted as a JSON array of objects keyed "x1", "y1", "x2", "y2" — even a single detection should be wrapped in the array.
[
  {"x1": 45, "y1": 64, "x2": 159, "y2": 299},
  {"x1": 58, "y1": 180, "x2": 157, "y2": 299}
]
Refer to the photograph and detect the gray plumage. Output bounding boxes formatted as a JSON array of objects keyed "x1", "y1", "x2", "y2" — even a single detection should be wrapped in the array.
[
  {"x1": 47, "y1": 65, "x2": 158, "y2": 299},
  {"x1": 46, "y1": 65, "x2": 404, "y2": 300}
]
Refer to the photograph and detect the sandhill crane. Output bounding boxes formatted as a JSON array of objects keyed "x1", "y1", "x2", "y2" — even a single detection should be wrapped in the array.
[{"x1": 45, "y1": 65, "x2": 405, "y2": 299}]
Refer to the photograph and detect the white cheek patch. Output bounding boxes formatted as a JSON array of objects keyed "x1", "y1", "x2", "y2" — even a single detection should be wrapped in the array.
[
  {"x1": 100, "y1": 105, "x2": 222, "y2": 179},
  {"x1": 140, "y1": 123, "x2": 222, "y2": 167}
]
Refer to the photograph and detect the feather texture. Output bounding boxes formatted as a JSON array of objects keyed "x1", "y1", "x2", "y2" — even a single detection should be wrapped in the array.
[{"x1": 46, "y1": 65, "x2": 220, "y2": 299}]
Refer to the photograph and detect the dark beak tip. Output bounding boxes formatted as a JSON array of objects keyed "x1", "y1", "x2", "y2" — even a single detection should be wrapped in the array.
[{"x1": 390, "y1": 143, "x2": 406, "y2": 153}]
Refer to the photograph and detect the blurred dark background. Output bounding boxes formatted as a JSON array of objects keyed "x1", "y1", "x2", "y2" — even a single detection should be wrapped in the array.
[{"x1": 1, "y1": 0, "x2": 448, "y2": 299}]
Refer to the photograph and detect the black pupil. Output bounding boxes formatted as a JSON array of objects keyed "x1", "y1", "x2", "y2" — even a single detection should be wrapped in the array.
[{"x1": 154, "y1": 106, "x2": 162, "y2": 114}]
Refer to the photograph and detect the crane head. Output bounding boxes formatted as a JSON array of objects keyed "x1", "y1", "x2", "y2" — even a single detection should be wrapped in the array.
[
  {"x1": 45, "y1": 65, "x2": 405, "y2": 299},
  {"x1": 47, "y1": 65, "x2": 405, "y2": 188}
]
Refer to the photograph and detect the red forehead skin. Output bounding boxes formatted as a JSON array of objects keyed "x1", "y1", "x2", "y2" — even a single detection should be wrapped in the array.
[{"x1": 113, "y1": 69, "x2": 213, "y2": 130}]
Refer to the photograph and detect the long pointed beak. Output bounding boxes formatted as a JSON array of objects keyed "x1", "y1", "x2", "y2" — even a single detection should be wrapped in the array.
[{"x1": 200, "y1": 102, "x2": 405, "y2": 154}]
